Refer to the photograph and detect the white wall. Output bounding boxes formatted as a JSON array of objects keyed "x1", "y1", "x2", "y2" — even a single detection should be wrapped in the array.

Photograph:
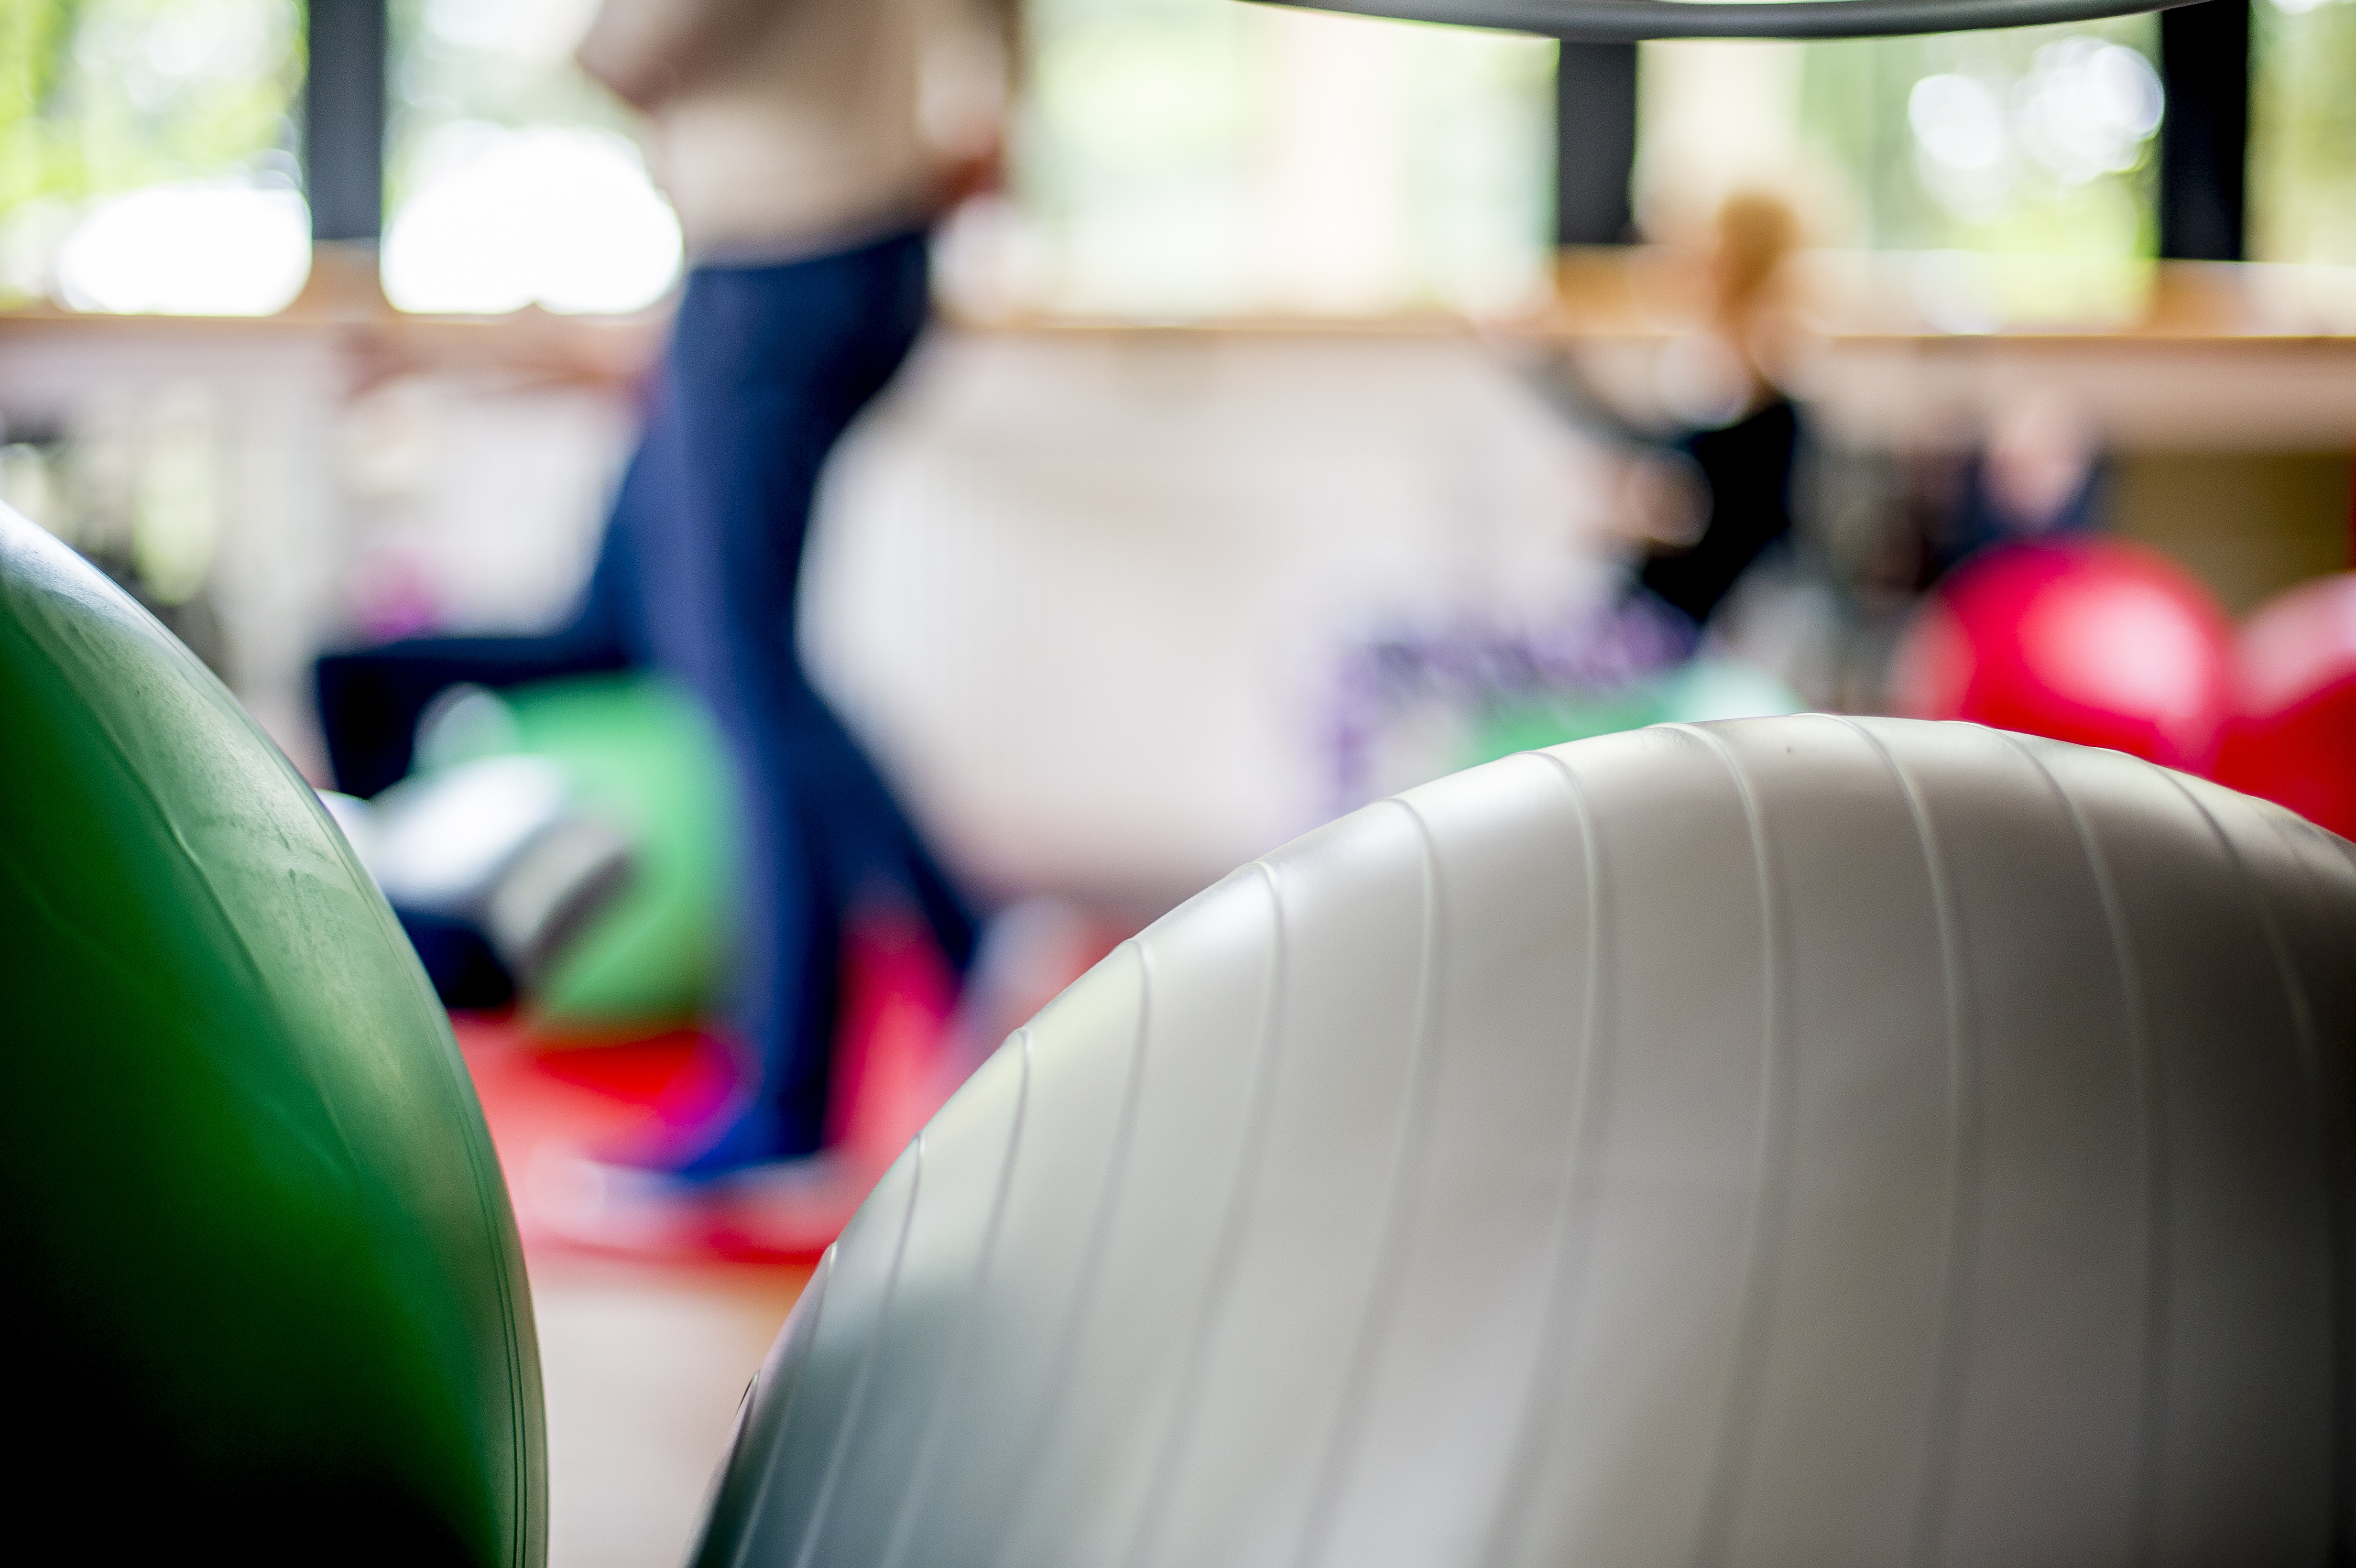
[{"x1": 805, "y1": 327, "x2": 1617, "y2": 899}]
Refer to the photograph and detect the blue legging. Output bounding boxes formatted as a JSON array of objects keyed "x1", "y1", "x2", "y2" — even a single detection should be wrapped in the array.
[{"x1": 317, "y1": 229, "x2": 978, "y2": 1168}]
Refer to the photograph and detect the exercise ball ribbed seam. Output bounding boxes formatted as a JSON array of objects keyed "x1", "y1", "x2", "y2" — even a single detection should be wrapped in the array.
[{"x1": 691, "y1": 715, "x2": 2356, "y2": 1568}]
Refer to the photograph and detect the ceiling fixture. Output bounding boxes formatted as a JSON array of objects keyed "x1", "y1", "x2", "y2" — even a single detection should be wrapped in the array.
[{"x1": 1251, "y1": 0, "x2": 2196, "y2": 43}]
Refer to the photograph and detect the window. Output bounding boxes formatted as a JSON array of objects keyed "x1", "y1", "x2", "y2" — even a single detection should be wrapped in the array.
[
  {"x1": 0, "y1": 0, "x2": 307, "y2": 314},
  {"x1": 1634, "y1": 19, "x2": 2163, "y2": 327},
  {"x1": 1002, "y1": 0, "x2": 1553, "y2": 318},
  {"x1": 381, "y1": 0, "x2": 679, "y2": 315},
  {"x1": 2249, "y1": 0, "x2": 2356, "y2": 267}
]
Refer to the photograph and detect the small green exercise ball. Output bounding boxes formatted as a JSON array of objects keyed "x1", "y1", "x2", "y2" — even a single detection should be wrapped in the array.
[
  {"x1": 0, "y1": 509, "x2": 543, "y2": 1566},
  {"x1": 419, "y1": 674, "x2": 737, "y2": 1027}
]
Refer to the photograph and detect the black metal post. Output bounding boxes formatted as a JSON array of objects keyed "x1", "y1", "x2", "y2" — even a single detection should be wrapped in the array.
[
  {"x1": 1555, "y1": 42, "x2": 1639, "y2": 246},
  {"x1": 304, "y1": 0, "x2": 388, "y2": 243},
  {"x1": 2158, "y1": 0, "x2": 2249, "y2": 262}
]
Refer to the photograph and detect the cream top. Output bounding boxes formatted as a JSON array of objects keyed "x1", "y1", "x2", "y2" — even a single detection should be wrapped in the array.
[{"x1": 583, "y1": 0, "x2": 1009, "y2": 262}]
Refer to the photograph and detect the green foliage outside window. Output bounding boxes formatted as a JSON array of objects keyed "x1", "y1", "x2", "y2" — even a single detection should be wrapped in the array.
[
  {"x1": 0, "y1": 0, "x2": 302, "y2": 298},
  {"x1": 1797, "y1": 16, "x2": 2161, "y2": 321},
  {"x1": 1018, "y1": 0, "x2": 1552, "y2": 315},
  {"x1": 385, "y1": 0, "x2": 628, "y2": 219},
  {"x1": 2249, "y1": 0, "x2": 2356, "y2": 266}
]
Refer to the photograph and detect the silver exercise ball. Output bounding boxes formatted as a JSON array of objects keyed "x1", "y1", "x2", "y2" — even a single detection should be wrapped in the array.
[{"x1": 689, "y1": 716, "x2": 2356, "y2": 1568}]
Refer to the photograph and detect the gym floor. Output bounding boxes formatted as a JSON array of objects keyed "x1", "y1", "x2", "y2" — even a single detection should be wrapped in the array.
[
  {"x1": 454, "y1": 901, "x2": 1134, "y2": 1567},
  {"x1": 455, "y1": 1020, "x2": 815, "y2": 1567},
  {"x1": 534, "y1": 1255, "x2": 808, "y2": 1568}
]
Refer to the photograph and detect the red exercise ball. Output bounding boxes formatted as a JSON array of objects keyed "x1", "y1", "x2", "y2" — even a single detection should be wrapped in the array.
[
  {"x1": 1890, "y1": 538, "x2": 2233, "y2": 771},
  {"x1": 2214, "y1": 572, "x2": 2356, "y2": 840}
]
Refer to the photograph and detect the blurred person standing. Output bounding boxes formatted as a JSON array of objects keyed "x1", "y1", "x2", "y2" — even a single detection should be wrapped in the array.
[
  {"x1": 316, "y1": 0, "x2": 1015, "y2": 1187},
  {"x1": 1635, "y1": 190, "x2": 1807, "y2": 631},
  {"x1": 1937, "y1": 389, "x2": 2105, "y2": 574}
]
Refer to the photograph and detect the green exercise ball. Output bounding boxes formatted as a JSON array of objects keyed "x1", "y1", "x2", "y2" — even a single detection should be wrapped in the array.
[
  {"x1": 1467, "y1": 655, "x2": 1801, "y2": 768},
  {"x1": 421, "y1": 674, "x2": 736, "y2": 1028},
  {"x1": 0, "y1": 508, "x2": 544, "y2": 1566}
]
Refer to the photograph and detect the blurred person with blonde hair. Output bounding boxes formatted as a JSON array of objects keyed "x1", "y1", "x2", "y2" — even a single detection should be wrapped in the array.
[{"x1": 1636, "y1": 188, "x2": 1808, "y2": 630}]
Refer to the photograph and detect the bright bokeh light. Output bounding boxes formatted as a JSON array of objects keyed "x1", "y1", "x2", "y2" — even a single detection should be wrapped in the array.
[
  {"x1": 1908, "y1": 73, "x2": 2011, "y2": 221},
  {"x1": 1787, "y1": 18, "x2": 2165, "y2": 325},
  {"x1": 382, "y1": 124, "x2": 681, "y2": 316},
  {"x1": 54, "y1": 182, "x2": 311, "y2": 316},
  {"x1": 1904, "y1": 36, "x2": 2160, "y2": 226},
  {"x1": 1909, "y1": 75, "x2": 2004, "y2": 171},
  {"x1": 2013, "y1": 40, "x2": 2163, "y2": 183}
]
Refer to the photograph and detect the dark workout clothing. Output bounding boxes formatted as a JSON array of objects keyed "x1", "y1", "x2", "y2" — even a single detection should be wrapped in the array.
[
  {"x1": 317, "y1": 228, "x2": 978, "y2": 1171},
  {"x1": 1637, "y1": 396, "x2": 1801, "y2": 629}
]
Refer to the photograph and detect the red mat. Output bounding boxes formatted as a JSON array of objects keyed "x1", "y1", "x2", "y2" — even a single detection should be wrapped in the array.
[{"x1": 457, "y1": 903, "x2": 1130, "y2": 1264}]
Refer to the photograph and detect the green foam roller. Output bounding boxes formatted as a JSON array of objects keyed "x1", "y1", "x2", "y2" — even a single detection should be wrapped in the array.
[{"x1": 0, "y1": 507, "x2": 544, "y2": 1566}]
